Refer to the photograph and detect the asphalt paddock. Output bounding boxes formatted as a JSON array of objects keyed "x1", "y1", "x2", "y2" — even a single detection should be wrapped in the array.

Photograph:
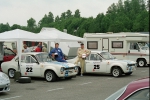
[{"x1": 0, "y1": 66, "x2": 149, "y2": 100}]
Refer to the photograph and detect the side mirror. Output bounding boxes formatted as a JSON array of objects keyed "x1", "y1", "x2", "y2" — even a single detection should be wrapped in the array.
[{"x1": 114, "y1": 57, "x2": 116, "y2": 59}]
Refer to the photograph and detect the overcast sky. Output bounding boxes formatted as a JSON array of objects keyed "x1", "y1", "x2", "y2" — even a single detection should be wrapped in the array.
[{"x1": 0, "y1": 0, "x2": 119, "y2": 26}]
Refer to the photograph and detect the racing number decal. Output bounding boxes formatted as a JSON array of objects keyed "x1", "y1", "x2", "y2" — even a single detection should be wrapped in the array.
[
  {"x1": 94, "y1": 65, "x2": 100, "y2": 69},
  {"x1": 93, "y1": 62, "x2": 100, "y2": 71},
  {"x1": 26, "y1": 67, "x2": 33, "y2": 72}
]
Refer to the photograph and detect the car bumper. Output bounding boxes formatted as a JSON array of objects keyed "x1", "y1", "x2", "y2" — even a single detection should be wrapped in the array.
[
  {"x1": 58, "y1": 70, "x2": 77, "y2": 78},
  {"x1": 124, "y1": 66, "x2": 136, "y2": 73},
  {"x1": 0, "y1": 82, "x2": 10, "y2": 92}
]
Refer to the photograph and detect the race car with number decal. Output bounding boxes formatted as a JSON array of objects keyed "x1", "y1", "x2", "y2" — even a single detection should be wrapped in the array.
[
  {"x1": 1, "y1": 52, "x2": 77, "y2": 82},
  {"x1": 67, "y1": 51, "x2": 137, "y2": 77}
]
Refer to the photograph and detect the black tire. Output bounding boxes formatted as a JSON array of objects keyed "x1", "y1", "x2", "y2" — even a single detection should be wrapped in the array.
[
  {"x1": 18, "y1": 77, "x2": 31, "y2": 83},
  {"x1": 125, "y1": 72, "x2": 132, "y2": 76},
  {"x1": 137, "y1": 59, "x2": 146, "y2": 67},
  {"x1": 8, "y1": 69, "x2": 16, "y2": 78},
  {"x1": 45, "y1": 70, "x2": 57, "y2": 82},
  {"x1": 77, "y1": 66, "x2": 81, "y2": 75},
  {"x1": 111, "y1": 67, "x2": 122, "y2": 77}
]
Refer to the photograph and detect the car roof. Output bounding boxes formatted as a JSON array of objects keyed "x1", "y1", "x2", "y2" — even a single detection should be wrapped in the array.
[{"x1": 119, "y1": 77, "x2": 149, "y2": 99}]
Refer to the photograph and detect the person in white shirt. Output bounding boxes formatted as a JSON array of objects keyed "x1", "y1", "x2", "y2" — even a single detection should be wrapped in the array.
[{"x1": 22, "y1": 44, "x2": 31, "y2": 53}]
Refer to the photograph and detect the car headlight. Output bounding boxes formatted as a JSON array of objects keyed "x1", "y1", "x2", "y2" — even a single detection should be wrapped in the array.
[
  {"x1": 74, "y1": 66, "x2": 78, "y2": 70},
  {"x1": 60, "y1": 67, "x2": 65, "y2": 72}
]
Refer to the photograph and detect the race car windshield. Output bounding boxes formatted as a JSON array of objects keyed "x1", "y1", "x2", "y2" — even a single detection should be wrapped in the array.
[
  {"x1": 100, "y1": 52, "x2": 115, "y2": 60},
  {"x1": 35, "y1": 53, "x2": 51, "y2": 62}
]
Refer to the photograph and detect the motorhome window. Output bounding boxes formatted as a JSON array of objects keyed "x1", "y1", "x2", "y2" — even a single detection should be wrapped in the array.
[
  {"x1": 87, "y1": 41, "x2": 98, "y2": 49},
  {"x1": 138, "y1": 42, "x2": 149, "y2": 50},
  {"x1": 112, "y1": 41, "x2": 123, "y2": 48},
  {"x1": 130, "y1": 43, "x2": 139, "y2": 50}
]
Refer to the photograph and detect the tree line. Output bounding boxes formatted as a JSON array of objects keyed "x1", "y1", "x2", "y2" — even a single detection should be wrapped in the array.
[{"x1": 0, "y1": 0, "x2": 149, "y2": 37}]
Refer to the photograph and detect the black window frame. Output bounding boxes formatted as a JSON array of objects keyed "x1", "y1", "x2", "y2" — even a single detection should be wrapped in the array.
[
  {"x1": 112, "y1": 41, "x2": 123, "y2": 48},
  {"x1": 87, "y1": 41, "x2": 98, "y2": 49}
]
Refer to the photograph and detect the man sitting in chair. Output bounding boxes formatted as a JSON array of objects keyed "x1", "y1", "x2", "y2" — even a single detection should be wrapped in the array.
[{"x1": 49, "y1": 42, "x2": 67, "y2": 62}]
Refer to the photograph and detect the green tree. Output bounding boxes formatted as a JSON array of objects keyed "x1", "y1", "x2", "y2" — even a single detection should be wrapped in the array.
[
  {"x1": 66, "y1": 10, "x2": 72, "y2": 18},
  {"x1": 0, "y1": 23, "x2": 10, "y2": 33},
  {"x1": 55, "y1": 16, "x2": 60, "y2": 22},
  {"x1": 74, "y1": 9, "x2": 80, "y2": 18},
  {"x1": 27, "y1": 18, "x2": 36, "y2": 29},
  {"x1": 11, "y1": 24, "x2": 21, "y2": 30}
]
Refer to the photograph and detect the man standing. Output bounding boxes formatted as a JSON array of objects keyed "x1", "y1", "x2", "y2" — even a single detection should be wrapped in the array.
[
  {"x1": 42, "y1": 45, "x2": 47, "y2": 52},
  {"x1": 49, "y1": 43, "x2": 66, "y2": 62},
  {"x1": 76, "y1": 43, "x2": 91, "y2": 76},
  {"x1": 22, "y1": 44, "x2": 31, "y2": 53}
]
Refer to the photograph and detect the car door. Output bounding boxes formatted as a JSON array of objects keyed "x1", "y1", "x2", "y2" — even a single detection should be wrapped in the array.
[
  {"x1": 3, "y1": 48, "x2": 16, "y2": 62},
  {"x1": 20, "y1": 55, "x2": 41, "y2": 77},
  {"x1": 85, "y1": 53, "x2": 102, "y2": 73}
]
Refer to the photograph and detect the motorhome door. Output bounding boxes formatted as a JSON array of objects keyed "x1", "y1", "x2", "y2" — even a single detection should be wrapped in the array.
[
  {"x1": 102, "y1": 38, "x2": 109, "y2": 52},
  {"x1": 128, "y1": 42, "x2": 140, "y2": 61}
]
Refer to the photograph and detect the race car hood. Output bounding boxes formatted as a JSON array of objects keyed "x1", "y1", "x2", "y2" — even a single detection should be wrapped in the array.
[
  {"x1": 109, "y1": 59, "x2": 136, "y2": 64},
  {"x1": 42, "y1": 61, "x2": 75, "y2": 68}
]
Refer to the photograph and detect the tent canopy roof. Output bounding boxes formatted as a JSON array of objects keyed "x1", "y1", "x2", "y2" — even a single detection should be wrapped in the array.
[
  {"x1": 39, "y1": 27, "x2": 85, "y2": 42},
  {"x1": 0, "y1": 29, "x2": 55, "y2": 41}
]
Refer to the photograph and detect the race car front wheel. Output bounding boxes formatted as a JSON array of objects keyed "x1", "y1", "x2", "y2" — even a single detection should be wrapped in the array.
[
  {"x1": 112, "y1": 67, "x2": 122, "y2": 77},
  {"x1": 8, "y1": 69, "x2": 16, "y2": 78},
  {"x1": 45, "y1": 71, "x2": 57, "y2": 82}
]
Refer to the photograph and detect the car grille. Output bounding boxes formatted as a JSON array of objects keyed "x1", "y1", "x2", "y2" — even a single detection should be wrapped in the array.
[
  {"x1": 0, "y1": 85, "x2": 10, "y2": 92},
  {"x1": 64, "y1": 67, "x2": 75, "y2": 70},
  {"x1": 128, "y1": 64, "x2": 136, "y2": 66}
]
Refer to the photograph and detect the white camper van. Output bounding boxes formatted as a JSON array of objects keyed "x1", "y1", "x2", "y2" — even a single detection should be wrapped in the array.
[{"x1": 83, "y1": 32, "x2": 149, "y2": 67}]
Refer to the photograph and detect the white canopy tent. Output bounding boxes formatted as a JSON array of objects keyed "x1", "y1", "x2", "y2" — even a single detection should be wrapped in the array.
[
  {"x1": 39, "y1": 28, "x2": 83, "y2": 57},
  {"x1": 0, "y1": 29, "x2": 55, "y2": 71},
  {"x1": 39, "y1": 27, "x2": 85, "y2": 42}
]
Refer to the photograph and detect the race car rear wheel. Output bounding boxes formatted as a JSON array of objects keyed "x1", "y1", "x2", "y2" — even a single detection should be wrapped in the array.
[
  {"x1": 8, "y1": 69, "x2": 16, "y2": 78},
  {"x1": 125, "y1": 72, "x2": 132, "y2": 76},
  {"x1": 112, "y1": 67, "x2": 122, "y2": 77},
  {"x1": 45, "y1": 70, "x2": 57, "y2": 82}
]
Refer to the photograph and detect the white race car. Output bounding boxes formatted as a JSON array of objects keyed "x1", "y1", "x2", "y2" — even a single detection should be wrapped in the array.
[
  {"x1": 67, "y1": 51, "x2": 137, "y2": 77},
  {"x1": 0, "y1": 72, "x2": 10, "y2": 92},
  {"x1": 1, "y1": 52, "x2": 78, "y2": 82}
]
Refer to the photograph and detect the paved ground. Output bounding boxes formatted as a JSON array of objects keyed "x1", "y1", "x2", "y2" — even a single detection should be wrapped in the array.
[{"x1": 0, "y1": 66, "x2": 149, "y2": 100}]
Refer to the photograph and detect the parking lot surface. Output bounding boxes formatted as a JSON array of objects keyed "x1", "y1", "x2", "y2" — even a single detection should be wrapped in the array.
[{"x1": 0, "y1": 67, "x2": 149, "y2": 100}]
